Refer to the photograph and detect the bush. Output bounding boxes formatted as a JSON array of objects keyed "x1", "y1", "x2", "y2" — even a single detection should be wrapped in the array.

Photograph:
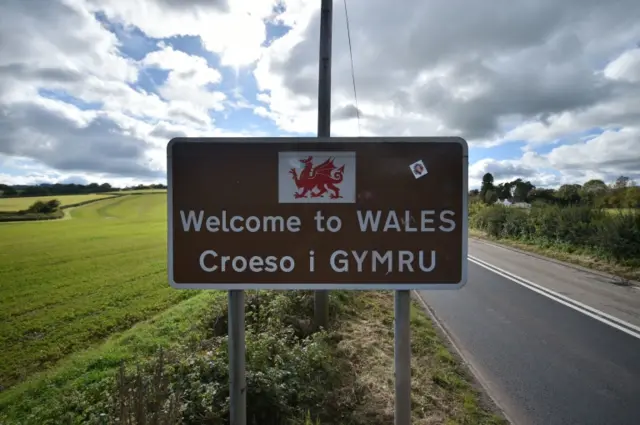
[
  {"x1": 24, "y1": 199, "x2": 61, "y2": 214},
  {"x1": 470, "y1": 205, "x2": 508, "y2": 237},
  {"x1": 500, "y1": 208, "x2": 530, "y2": 239},
  {"x1": 469, "y1": 204, "x2": 640, "y2": 265},
  {"x1": 40, "y1": 292, "x2": 352, "y2": 425},
  {"x1": 593, "y1": 212, "x2": 640, "y2": 263}
]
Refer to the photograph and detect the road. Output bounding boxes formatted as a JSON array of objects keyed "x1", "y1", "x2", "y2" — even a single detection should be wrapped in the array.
[{"x1": 418, "y1": 238, "x2": 640, "y2": 425}]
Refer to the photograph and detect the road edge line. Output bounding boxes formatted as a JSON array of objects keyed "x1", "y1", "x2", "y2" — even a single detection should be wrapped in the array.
[
  {"x1": 412, "y1": 290, "x2": 516, "y2": 425},
  {"x1": 469, "y1": 255, "x2": 640, "y2": 334},
  {"x1": 470, "y1": 237, "x2": 639, "y2": 288},
  {"x1": 469, "y1": 257, "x2": 640, "y2": 341}
]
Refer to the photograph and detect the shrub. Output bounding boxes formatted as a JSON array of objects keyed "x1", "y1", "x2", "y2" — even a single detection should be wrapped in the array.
[
  {"x1": 592, "y1": 212, "x2": 640, "y2": 263},
  {"x1": 469, "y1": 202, "x2": 640, "y2": 265},
  {"x1": 25, "y1": 200, "x2": 47, "y2": 213},
  {"x1": 500, "y1": 208, "x2": 530, "y2": 239},
  {"x1": 470, "y1": 205, "x2": 508, "y2": 237},
  {"x1": 45, "y1": 292, "x2": 352, "y2": 425},
  {"x1": 46, "y1": 199, "x2": 61, "y2": 211},
  {"x1": 24, "y1": 199, "x2": 61, "y2": 214}
]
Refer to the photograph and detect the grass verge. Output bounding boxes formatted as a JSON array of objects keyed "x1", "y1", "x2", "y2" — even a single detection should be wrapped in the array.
[
  {"x1": 0, "y1": 291, "x2": 506, "y2": 425},
  {"x1": 470, "y1": 228, "x2": 640, "y2": 283}
]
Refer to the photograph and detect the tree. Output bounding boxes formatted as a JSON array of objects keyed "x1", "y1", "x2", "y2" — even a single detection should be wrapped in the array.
[
  {"x1": 0, "y1": 184, "x2": 18, "y2": 197},
  {"x1": 480, "y1": 173, "x2": 495, "y2": 204},
  {"x1": 513, "y1": 180, "x2": 535, "y2": 202},
  {"x1": 484, "y1": 189, "x2": 498, "y2": 204},
  {"x1": 613, "y1": 176, "x2": 630, "y2": 190},
  {"x1": 495, "y1": 182, "x2": 512, "y2": 200},
  {"x1": 556, "y1": 184, "x2": 582, "y2": 205},
  {"x1": 580, "y1": 179, "x2": 608, "y2": 206},
  {"x1": 624, "y1": 186, "x2": 640, "y2": 208},
  {"x1": 21, "y1": 186, "x2": 49, "y2": 197},
  {"x1": 528, "y1": 188, "x2": 557, "y2": 204}
]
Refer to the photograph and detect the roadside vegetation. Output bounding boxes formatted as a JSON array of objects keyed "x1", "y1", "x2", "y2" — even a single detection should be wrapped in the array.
[
  {"x1": 0, "y1": 290, "x2": 506, "y2": 425},
  {"x1": 469, "y1": 173, "x2": 640, "y2": 281}
]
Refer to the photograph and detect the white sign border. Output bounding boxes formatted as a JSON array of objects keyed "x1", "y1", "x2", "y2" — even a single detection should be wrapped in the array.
[{"x1": 167, "y1": 136, "x2": 468, "y2": 291}]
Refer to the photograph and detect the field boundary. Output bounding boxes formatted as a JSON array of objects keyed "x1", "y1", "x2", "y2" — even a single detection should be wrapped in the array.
[{"x1": 0, "y1": 194, "x2": 125, "y2": 223}]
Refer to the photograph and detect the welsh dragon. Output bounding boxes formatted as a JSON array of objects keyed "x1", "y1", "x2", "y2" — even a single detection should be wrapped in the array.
[{"x1": 289, "y1": 156, "x2": 345, "y2": 199}]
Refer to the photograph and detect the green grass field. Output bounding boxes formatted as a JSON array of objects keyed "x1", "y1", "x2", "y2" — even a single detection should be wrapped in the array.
[
  {"x1": 0, "y1": 193, "x2": 195, "y2": 389},
  {"x1": 0, "y1": 194, "x2": 115, "y2": 212}
]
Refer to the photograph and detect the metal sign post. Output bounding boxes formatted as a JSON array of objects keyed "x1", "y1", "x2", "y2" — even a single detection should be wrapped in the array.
[
  {"x1": 394, "y1": 290, "x2": 412, "y2": 425},
  {"x1": 315, "y1": 0, "x2": 334, "y2": 331},
  {"x1": 228, "y1": 290, "x2": 246, "y2": 425}
]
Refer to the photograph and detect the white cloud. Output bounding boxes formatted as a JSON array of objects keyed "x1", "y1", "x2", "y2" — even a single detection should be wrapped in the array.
[
  {"x1": 471, "y1": 127, "x2": 640, "y2": 189},
  {"x1": 544, "y1": 128, "x2": 640, "y2": 178},
  {"x1": 86, "y1": 0, "x2": 279, "y2": 68},
  {"x1": 141, "y1": 43, "x2": 226, "y2": 117},
  {"x1": 605, "y1": 49, "x2": 640, "y2": 83},
  {"x1": 0, "y1": 0, "x2": 253, "y2": 184},
  {"x1": 468, "y1": 157, "x2": 563, "y2": 190}
]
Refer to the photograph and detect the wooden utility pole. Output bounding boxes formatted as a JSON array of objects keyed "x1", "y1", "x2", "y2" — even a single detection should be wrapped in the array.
[{"x1": 314, "y1": 0, "x2": 333, "y2": 330}]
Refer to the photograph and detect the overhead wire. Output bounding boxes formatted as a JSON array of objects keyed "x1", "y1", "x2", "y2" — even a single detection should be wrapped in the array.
[{"x1": 342, "y1": 0, "x2": 361, "y2": 136}]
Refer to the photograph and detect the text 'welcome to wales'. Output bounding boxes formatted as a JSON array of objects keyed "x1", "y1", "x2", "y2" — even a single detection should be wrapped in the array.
[{"x1": 179, "y1": 209, "x2": 458, "y2": 274}]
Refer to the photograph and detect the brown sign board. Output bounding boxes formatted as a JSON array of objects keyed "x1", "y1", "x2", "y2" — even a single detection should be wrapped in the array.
[{"x1": 167, "y1": 137, "x2": 468, "y2": 290}]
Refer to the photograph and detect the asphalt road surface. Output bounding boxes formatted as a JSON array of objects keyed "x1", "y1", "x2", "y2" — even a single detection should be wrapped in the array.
[{"x1": 419, "y1": 239, "x2": 640, "y2": 425}]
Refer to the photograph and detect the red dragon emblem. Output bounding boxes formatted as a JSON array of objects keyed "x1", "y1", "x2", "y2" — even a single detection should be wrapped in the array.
[{"x1": 288, "y1": 156, "x2": 345, "y2": 199}]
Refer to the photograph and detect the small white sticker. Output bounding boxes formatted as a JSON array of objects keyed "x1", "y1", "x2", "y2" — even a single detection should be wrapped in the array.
[{"x1": 409, "y1": 159, "x2": 428, "y2": 179}]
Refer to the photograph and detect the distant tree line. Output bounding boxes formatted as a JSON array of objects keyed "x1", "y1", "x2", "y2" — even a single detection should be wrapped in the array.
[
  {"x1": 468, "y1": 173, "x2": 640, "y2": 273},
  {"x1": 0, "y1": 183, "x2": 167, "y2": 198},
  {"x1": 470, "y1": 173, "x2": 640, "y2": 209}
]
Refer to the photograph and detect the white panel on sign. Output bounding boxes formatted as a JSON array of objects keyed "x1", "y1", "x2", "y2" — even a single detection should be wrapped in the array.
[{"x1": 278, "y1": 151, "x2": 356, "y2": 204}]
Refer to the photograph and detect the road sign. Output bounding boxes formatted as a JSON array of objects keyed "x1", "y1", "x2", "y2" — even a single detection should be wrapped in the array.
[{"x1": 167, "y1": 137, "x2": 468, "y2": 290}]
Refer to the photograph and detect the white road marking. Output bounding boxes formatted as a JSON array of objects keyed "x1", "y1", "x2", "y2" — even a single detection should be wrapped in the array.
[{"x1": 469, "y1": 255, "x2": 640, "y2": 341}]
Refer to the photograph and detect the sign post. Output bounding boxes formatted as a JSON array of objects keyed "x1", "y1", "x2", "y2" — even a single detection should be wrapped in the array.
[
  {"x1": 315, "y1": 0, "x2": 334, "y2": 332},
  {"x1": 395, "y1": 290, "x2": 411, "y2": 425},
  {"x1": 167, "y1": 136, "x2": 468, "y2": 425},
  {"x1": 228, "y1": 290, "x2": 246, "y2": 425}
]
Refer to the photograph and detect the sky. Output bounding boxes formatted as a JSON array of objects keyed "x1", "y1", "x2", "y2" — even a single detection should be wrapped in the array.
[{"x1": 0, "y1": 0, "x2": 639, "y2": 190}]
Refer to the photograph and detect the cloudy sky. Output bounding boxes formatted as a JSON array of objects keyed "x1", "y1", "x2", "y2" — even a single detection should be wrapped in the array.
[{"x1": 1, "y1": 0, "x2": 639, "y2": 189}]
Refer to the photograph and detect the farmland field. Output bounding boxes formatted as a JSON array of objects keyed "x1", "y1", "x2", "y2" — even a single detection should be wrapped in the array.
[
  {"x1": 0, "y1": 194, "x2": 115, "y2": 212},
  {"x1": 0, "y1": 193, "x2": 194, "y2": 389}
]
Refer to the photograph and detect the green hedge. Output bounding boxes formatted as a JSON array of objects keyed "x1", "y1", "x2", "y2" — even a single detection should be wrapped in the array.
[
  {"x1": 0, "y1": 196, "x2": 122, "y2": 223},
  {"x1": 470, "y1": 204, "x2": 640, "y2": 265},
  {"x1": 0, "y1": 210, "x2": 65, "y2": 222}
]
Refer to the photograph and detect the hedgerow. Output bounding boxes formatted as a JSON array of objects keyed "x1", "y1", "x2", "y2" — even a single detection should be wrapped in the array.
[{"x1": 470, "y1": 204, "x2": 640, "y2": 266}]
